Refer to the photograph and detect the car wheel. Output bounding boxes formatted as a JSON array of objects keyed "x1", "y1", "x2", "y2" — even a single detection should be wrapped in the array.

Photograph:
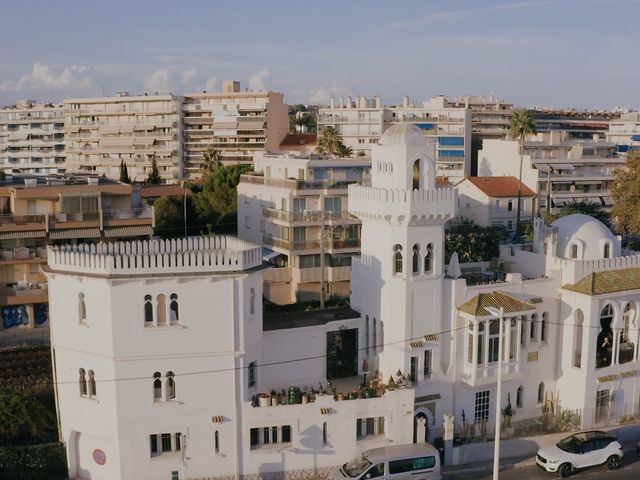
[
  {"x1": 558, "y1": 463, "x2": 572, "y2": 478},
  {"x1": 606, "y1": 455, "x2": 621, "y2": 470}
]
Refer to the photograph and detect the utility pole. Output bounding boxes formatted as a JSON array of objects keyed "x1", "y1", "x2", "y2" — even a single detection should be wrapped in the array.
[
  {"x1": 487, "y1": 306, "x2": 505, "y2": 480},
  {"x1": 319, "y1": 205, "x2": 326, "y2": 309}
]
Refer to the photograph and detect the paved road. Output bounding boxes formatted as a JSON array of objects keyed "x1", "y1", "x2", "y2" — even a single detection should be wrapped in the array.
[{"x1": 445, "y1": 453, "x2": 640, "y2": 479}]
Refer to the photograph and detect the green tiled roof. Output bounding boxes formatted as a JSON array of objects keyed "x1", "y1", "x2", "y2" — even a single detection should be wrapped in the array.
[
  {"x1": 458, "y1": 291, "x2": 535, "y2": 317},
  {"x1": 564, "y1": 268, "x2": 640, "y2": 296}
]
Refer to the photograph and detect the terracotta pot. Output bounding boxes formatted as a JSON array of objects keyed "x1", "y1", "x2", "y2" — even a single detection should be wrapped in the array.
[
  {"x1": 258, "y1": 395, "x2": 270, "y2": 407},
  {"x1": 271, "y1": 396, "x2": 279, "y2": 406},
  {"x1": 336, "y1": 393, "x2": 345, "y2": 401},
  {"x1": 302, "y1": 394, "x2": 309, "y2": 404}
]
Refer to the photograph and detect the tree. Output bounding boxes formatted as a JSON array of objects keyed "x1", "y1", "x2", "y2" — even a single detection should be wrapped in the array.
[
  {"x1": 146, "y1": 158, "x2": 162, "y2": 185},
  {"x1": 338, "y1": 143, "x2": 353, "y2": 158},
  {"x1": 201, "y1": 163, "x2": 253, "y2": 215},
  {"x1": 548, "y1": 199, "x2": 610, "y2": 225},
  {"x1": 317, "y1": 126, "x2": 349, "y2": 156},
  {"x1": 119, "y1": 160, "x2": 130, "y2": 184},
  {"x1": 510, "y1": 109, "x2": 537, "y2": 238},
  {"x1": 200, "y1": 147, "x2": 222, "y2": 177},
  {"x1": 612, "y1": 151, "x2": 640, "y2": 234},
  {"x1": 153, "y1": 196, "x2": 184, "y2": 238},
  {"x1": 0, "y1": 389, "x2": 56, "y2": 446}
]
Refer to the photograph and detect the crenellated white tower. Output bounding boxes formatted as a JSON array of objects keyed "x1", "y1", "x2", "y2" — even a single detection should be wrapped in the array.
[{"x1": 349, "y1": 124, "x2": 457, "y2": 382}]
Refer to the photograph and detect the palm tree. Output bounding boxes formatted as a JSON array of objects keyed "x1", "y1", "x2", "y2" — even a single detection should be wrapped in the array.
[
  {"x1": 200, "y1": 147, "x2": 222, "y2": 177},
  {"x1": 317, "y1": 126, "x2": 345, "y2": 156},
  {"x1": 510, "y1": 109, "x2": 537, "y2": 238},
  {"x1": 338, "y1": 144, "x2": 353, "y2": 158}
]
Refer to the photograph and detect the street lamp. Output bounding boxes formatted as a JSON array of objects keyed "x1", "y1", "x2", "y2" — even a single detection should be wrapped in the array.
[{"x1": 485, "y1": 306, "x2": 505, "y2": 480}]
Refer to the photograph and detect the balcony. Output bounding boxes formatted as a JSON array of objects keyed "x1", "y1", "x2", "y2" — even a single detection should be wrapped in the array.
[
  {"x1": 461, "y1": 359, "x2": 520, "y2": 387},
  {"x1": 263, "y1": 234, "x2": 360, "y2": 254},
  {"x1": 49, "y1": 212, "x2": 100, "y2": 230},
  {"x1": 262, "y1": 208, "x2": 359, "y2": 225},
  {"x1": 294, "y1": 265, "x2": 351, "y2": 283},
  {"x1": 0, "y1": 247, "x2": 47, "y2": 264},
  {"x1": 0, "y1": 214, "x2": 47, "y2": 233},
  {"x1": 240, "y1": 174, "x2": 358, "y2": 191},
  {"x1": 0, "y1": 282, "x2": 48, "y2": 306},
  {"x1": 102, "y1": 207, "x2": 154, "y2": 227}
]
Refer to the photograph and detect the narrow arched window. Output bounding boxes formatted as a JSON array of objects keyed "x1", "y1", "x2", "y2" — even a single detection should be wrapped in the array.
[
  {"x1": 424, "y1": 243, "x2": 433, "y2": 274},
  {"x1": 365, "y1": 315, "x2": 370, "y2": 352},
  {"x1": 530, "y1": 313, "x2": 538, "y2": 341},
  {"x1": 250, "y1": 288, "x2": 255, "y2": 315},
  {"x1": 597, "y1": 304, "x2": 614, "y2": 368},
  {"x1": 214, "y1": 430, "x2": 220, "y2": 454},
  {"x1": 412, "y1": 159, "x2": 421, "y2": 190},
  {"x1": 88, "y1": 370, "x2": 96, "y2": 398},
  {"x1": 393, "y1": 245, "x2": 403, "y2": 274},
  {"x1": 570, "y1": 243, "x2": 578, "y2": 259},
  {"x1": 153, "y1": 372, "x2": 162, "y2": 401},
  {"x1": 603, "y1": 242, "x2": 611, "y2": 259},
  {"x1": 619, "y1": 303, "x2": 635, "y2": 364},
  {"x1": 166, "y1": 371, "x2": 176, "y2": 400},
  {"x1": 79, "y1": 368, "x2": 87, "y2": 396},
  {"x1": 157, "y1": 294, "x2": 167, "y2": 325},
  {"x1": 537, "y1": 382, "x2": 545, "y2": 404},
  {"x1": 541, "y1": 312, "x2": 548, "y2": 342},
  {"x1": 169, "y1": 294, "x2": 179, "y2": 323},
  {"x1": 573, "y1": 309, "x2": 584, "y2": 368},
  {"x1": 516, "y1": 385, "x2": 524, "y2": 408},
  {"x1": 412, "y1": 244, "x2": 420, "y2": 275},
  {"x1": 322, "y1": 421, "x2": 328, "y2": 446},
  {"x1": 144, "y1": 295, "x2": 153, "y2": 324},
  {"x1": 78, "y1": 293, "x2": 87, "y2": 324},
  {"x1": 372, "y1": 318, "x2": 377, "y2": 353}
]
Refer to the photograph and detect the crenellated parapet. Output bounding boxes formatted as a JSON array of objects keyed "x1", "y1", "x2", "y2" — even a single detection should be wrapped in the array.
[
  {"x1": 348, "y1": 184, "x2": 457, "y2": 225},
  {"x1": 47, "y1": 235, "x2": 263, "y2": 276}
]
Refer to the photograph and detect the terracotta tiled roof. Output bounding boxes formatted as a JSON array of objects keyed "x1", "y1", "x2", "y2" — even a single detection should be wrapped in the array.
[
  {"x1": 463, "y1": 176, "x2": 536, "y2": 198},
  {"x1": 563, "y1": 267, "x2": 640, "y2": 295},
  {"x1": 436, "y1": 176, "x2": 452, "y2": 187},
  {"x1": 458, "y1": 291, "x2": 536, "y2": 317},
  {"x1": 141, "y1": 185, "x2": 192, "y2": 198},
  {"x1": 280, "y1": 133, "x2": 317, "y2": 147}
]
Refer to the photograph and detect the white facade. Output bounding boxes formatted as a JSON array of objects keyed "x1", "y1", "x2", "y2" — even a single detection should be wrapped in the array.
[
  {"x1": 49, "y1": 123, "x2": 640, "y2": 480},
  {"x1": 0, "y1": 100, "x2": 66, "y2": 175},
  {"x1": 607, "y1": 111, "x2": 640, "y2": 154}
]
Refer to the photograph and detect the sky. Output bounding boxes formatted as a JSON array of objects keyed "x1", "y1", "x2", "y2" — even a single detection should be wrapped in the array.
[{"x1": 1, "y1": 0, "x2": 639, "y2": 109}]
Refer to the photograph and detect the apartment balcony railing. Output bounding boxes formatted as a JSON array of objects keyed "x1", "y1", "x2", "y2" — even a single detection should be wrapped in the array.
[
  {"x1": 102, "y1": 207, "x2": 154, "y2": 227},
  {"x1": 262, "y1": 234, "x2": 360, "y2": 253},
  {"x1": 0, "y1": 214, "x2": 47, "y2": 232},
  {"x1": 262, "y1": 208, "x2": 359, "y2": 224},
  {"x1": 240, "y1": 174, "x2": 359, "y2": 191}
]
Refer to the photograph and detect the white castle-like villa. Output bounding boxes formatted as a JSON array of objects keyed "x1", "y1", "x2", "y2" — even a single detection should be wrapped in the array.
[{"x1": 47, "y1": 124, "x2": 640, "y2": 479}]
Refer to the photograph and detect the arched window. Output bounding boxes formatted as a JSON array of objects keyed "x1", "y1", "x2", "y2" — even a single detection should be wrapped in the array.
[
  {"x1": 516, "y1": 385, "x2": 524, "y2": 408},
  {"x1": 619, "y1": 303, "x2": 635, "y2": 364},
  {"x1": 412, "y1": 159, "x2": 421, "y2": 190},
  {"x1": 166, "y1": 371, "x2": 176, "y2": 400},
  {"x1": 573, "y1": 309, "x2": 584, "y2": 368},
  {"x1": 530, "y1": 313, "x2": 538, "y2": 341},
  {"x1": 169, "y1": 294, "x2": 179, "y2": 323},
  {"x1": 365, "y1": 315, "x2": 370, "y2": 352},
  {"x1": 541, "y1": 312, "x2": 548, "y2": 342},
  {"x1": 424, "y1": 244, "x2": 433, "y2": 274},
  {"x1": 570, "y1": 243, "x2": 578, "y2": 259},
  {"x1": 250, "y1": 288, "x2": 255, "y2": 315},
  {"x1": 537, "y1": 382, "x2": 545, "y2": 405},
  {"x1": 214, "y1": 430, "x2": 220, "y2": 454},
  {"x1": 393, "y1": 245, "x2": 403, "y2": 275},
  {"x1": 543, "y1": 243, "x2": 548, "y2": 255},
  {"x1": 78, "y1": 293, "x2": 87, "y2": 324},
  {"x1": 412, "y1": 244, "x2": 420, "y2": 275},
  {"x1": 597, "y1": 304, "x2": 614, "y2": 368},
  {"x1": 379, "y1": 320, "x2": 384, "y2": 352},
  {"x1": 157, "y1": 294, "x2": 167, "y2": 325},
  {"x1": 79, "y1": 368, "x2": 87, "y2": 396},
  {"x1": 477, "y1": 321, "x2": 485, "y2": 365},
  {"x1": 372, "y1": 318, "x2": 377, "y2": 353},
  {"x1": 153, "y1": 372, "x2": 162, "y2": 401},
  {"x1": 603, "y1": 242, "x2": 611, "y2": 259},
  {"x1": 88, "y1": 370, "x2": 96, "y2": 398},
  {"x1": 322, "y1": 421, "x2": 328, "y2": 446},
  {"x1": 144, "y1": 295, "x2": 153, "y2": 324}
]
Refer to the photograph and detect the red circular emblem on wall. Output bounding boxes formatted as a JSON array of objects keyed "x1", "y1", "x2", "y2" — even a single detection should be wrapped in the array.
[{"x1": 93, "y1": 449, "x2": 107, "y2": 465}]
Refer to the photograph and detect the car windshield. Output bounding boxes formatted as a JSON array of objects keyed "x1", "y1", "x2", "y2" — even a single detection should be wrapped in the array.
[
  {"x1": 556, "y1": 435, "x2": 584, "y2": 453},
  {"x1": 343, "y1": 455, "x2": 372, "y2": 478}
]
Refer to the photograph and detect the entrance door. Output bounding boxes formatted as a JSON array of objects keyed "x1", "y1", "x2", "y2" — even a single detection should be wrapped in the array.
[
  {"x1": 413, "y1": 413, "x2": 429, "y2": 443},
  {"x1": 326, "y1": 328, "x2": 358, "y2": 379}
]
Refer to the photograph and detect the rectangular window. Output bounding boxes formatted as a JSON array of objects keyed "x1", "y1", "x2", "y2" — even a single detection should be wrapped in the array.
[
  {"x1": 248, "y1": 361, "x2": 256, "y2": 388},
  {"x1": 410, "y1": 356, "x2": 418, "y2": 383},
  {"x1": 171, "y1": 472, "x2": 179, "y2": 480},
  {"x1": 508, "y1": 201, "x2": 513, "y2": 211},
  {"x1": 324, "y1": 196, "x2": 342, "y2": 212},
  {"x1": 423, "y1": 349, "x2": 432, "y2": 379},
  {"x1": 467, "y1": 333, "x2": 473, "y2": 364},
  {"x1": 389, "y1": 456, "x2": 436, "y2": 474},
  {"x1": 249, "y1": 425, "x2": 292, "y2": 449},
  {"x1": 245, "y1": 216, "x2": 250, "y2": 229},
  {"x1": 356, "y1": 417, "x2": 385, "y2": 440},
  {"x1": 595, "y1": 390, "x2": 610, "y2": 421},
  {"x1": 293, "y1": 197, "x2": 306, "y2": 213},
  {"x1": 150, "y1": 432, "x2": 183, "y2": 457},
  {"x1": 161, "y1": 433, "x2": 172, "y2": 453},
  {"x1": 520, "y1": 317, "x2": 526, "y2": 346},
  {"x1": 475, "y1": 390, "x2": 490, "y2": 421}
]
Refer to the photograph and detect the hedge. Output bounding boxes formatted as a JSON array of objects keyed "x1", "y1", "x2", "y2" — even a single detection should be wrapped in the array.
[{"x1": 0, "y1": 442, "x2": 67, "y2": 480}]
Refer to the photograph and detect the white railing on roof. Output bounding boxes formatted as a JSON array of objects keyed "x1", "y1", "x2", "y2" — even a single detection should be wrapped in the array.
[{"x1": 47, "y1": 235, "x2": 262, "y2": 275}]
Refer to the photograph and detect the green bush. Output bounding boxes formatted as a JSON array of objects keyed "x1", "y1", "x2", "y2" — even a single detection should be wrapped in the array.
[{"x1": 0, "y1": 442, "x2": 67, "y2": 480}]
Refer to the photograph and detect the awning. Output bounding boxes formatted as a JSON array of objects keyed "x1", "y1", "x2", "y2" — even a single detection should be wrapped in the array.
[
  {"x1": 103, "y1": 225, "x2": 153, "y2": 238},
  {"x1": 0, "y1": 230, "x2": 46, "y2": 240},
  {"x1": 49, "y1": 228, "x2": 101, "y2": 239},
  {"x1": 535, "y1": 164, "x2": 550, "y2": 173},
  {"x1": 262, "y1": 247, "x2": 283, "y2": 262},
  {"x1": 134, "y1": 137, "x2": 155, "y2": 146},
  {"x1": 8, "y1": 133, "x2": 29, "y2": 141},
  {"x1": 552, "y1": 199, "x2": 568, "y2": 207},
  {"x1": 212, "y1": 122, "x2": 237, "y2": 129},
  {"x1": 134, "y1": 124, "x2": 153, "y2": 131},
  {"x1": 237, "y1": 120, "x2": 265, "y2": 130},
  {"x1": 67, "y1": 126, "x2": 80, "y2": 133},
  {"x1": 631, "y1": 135, "x2": 640, "y2": 142},
  {"x1": 99, "y1": 137, "x2": 135, "y2": 148},
  {"x1": 99, "y1": 125, "x2": 121, "y2": 134},
  {"x1": 120, "y1": 125, "x2": 135, "y2": 133},
  {"x1": 550, "y1": 163, "x2": 575, "y2": 171}
]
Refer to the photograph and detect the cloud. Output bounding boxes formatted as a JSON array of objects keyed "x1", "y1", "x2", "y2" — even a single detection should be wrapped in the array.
[
  {"x1": 307, "y1": 81, "x2": 349, "y2": 105},
  {"x1": 204, "y1": 76, "x2": 217, "y2": 92},
  {"x1": 143, "y1": 67, "x2": 176, "y2": 93},
  {"x1": 248, "y1": 68, "x2": 270, "y2": 91},
  {"x1": 0, "y1": 62, "x2": 96, "y2": 92},
  {"x1": 387, "y1": 1, "x2": 556, "y2": 30},
  {"x1": 181, "y1": 67, "x2": 198, "y2": 85}
]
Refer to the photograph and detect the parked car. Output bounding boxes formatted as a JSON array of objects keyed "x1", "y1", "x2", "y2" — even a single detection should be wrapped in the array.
[
  {"x1": 328, "y1": 443, "x2": 441, "y2": 480},
  {"x1": 536, "y1": 430, "x2": 623, "y2": 477}
]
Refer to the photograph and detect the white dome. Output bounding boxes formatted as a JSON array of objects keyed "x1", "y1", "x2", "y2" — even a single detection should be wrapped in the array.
[
  {"x1": 550, "y1": 214, "x2": 619, "y2": 260},
  {"x1": 379, "y1": 123, "x2": 426, "y2": 147}
]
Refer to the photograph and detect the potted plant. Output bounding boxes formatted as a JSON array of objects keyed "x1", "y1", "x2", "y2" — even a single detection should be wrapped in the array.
[
  {"x1": 271, "y1": 391, "x2": 280, "y2": 406},
  {"x1": 258, "y1": 393, "x2": 270, "y2": 407},
  {"x1": 502, "y1": 393, "x2": 516, "y2": 436},
  {"x1": 336, "y1": 392, "x2": 345, "y2": 401}
]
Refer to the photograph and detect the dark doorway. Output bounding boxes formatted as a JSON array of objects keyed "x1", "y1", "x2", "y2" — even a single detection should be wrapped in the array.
[
  {"x1": 326, "y1": 328, "x2": 358, "y2": 379},
  {"x1": 413, "y1": 413, "x2": 429, "y2": 443}
]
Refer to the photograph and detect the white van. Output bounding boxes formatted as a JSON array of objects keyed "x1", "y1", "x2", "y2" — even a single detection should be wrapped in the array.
[{"x1": 328, "y1": 443, "x2": 442, "y2": 480}]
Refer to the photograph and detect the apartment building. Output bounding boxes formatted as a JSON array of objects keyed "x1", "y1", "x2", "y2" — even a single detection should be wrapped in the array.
[
  {"x1": 0, "y1": 100, "x2": 66, "y2": 175},
  {"x1": 181, "y1": 80, "x2": 289, "y2": 178},
  {"x1": 0, "y1": 175, "x2": 154, "y2": 330},
  {"x1": 531, "y1": 108, "x2": 619, "y2": 140},
  {"x1": 440, "y1": 94, "x2": 514, "y2": 140},
  {"x1": 317, "y1": 95, "x2": 471, "y2": 179},
  {"x1": 63, "y1": 93, "x2": 182, "y2": 182},
  {"x1": 477, "y1": 131, "x2": 623, "y2": 213},
  {"x1": 238, "y1": 152, "x2": 369, "y2": 303},
  {"x1": 607, "y1": 111, "x2": 640, "y2": 154}
]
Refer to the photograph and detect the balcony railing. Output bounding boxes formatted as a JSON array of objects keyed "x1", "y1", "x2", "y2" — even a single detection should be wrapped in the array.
[
  {"x1": 240, "y1": 174, "x2": 360, "y2": 191},
  {"x1": 263, "y1": 234, "x2": 360, "y2": 252},
  {"x1": 262, "y1": 208, "x2": 358, "y2": 224}
]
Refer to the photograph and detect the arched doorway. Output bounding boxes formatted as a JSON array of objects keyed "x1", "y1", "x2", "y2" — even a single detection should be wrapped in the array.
[{"x1": 413, "y1": 412, "x2": 428, "y2": 443}]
